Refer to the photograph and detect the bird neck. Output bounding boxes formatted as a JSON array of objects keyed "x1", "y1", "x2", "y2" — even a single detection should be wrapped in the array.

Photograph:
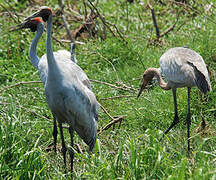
[
  {"x1": 29, "y1": 23, "x2": 44, "y2": 69},
  {"x1": 148, "y1": 68, "x2": 171, "y2": 90},
  {"x1": 46, "y1": 14, "x2": 55, "y2": 66},
  {"x1": 70, "y1": 43, "x2": 77, "y2": 63}
]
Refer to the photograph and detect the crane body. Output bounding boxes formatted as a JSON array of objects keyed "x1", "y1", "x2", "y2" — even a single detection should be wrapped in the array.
[
  {"x1": 14, "y1": 8, "x2": 98, "y2": 175},
  {"x1": 43, "y1": 13, "x2": 99, "y2": 172},
  {"x1": 160, "y1": 47, "x2": 211, "y2": 92},
  {"x1": 138, "y1": 47, "x2": 211, "y2": 152},
  {"x1": 45, "y1": 59, "x2": 97, "y2": 149}
]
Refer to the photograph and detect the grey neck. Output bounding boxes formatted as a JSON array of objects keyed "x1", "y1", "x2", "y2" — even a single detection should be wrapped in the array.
[
  {"x1": 46, "y1": 14, "x2": 55, "y2": 65},
  {"x1": 29, "y1": 23, "x2": 44, "y2": 69}
]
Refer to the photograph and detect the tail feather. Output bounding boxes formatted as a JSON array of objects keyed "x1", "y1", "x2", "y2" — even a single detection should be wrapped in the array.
[
  {"x1": 193, "y1": 66, "x2": 211, "y2": 94},
  {"x1": 87, "y1": 132, "x2": 97, "y2": 152},
  {"x1": 188, "y1": 62, "x2": 211, "y2": 94},
  {"x1": 86, "y1": 120, "x2": 97, "y2": 151},
  {"x1": 75, "y1": 118, "x2": 97, "y2": 151}
]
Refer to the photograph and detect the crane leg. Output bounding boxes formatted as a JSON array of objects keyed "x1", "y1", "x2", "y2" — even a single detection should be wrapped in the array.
[
  {"x1": 53, "y1": 115, "x2": 58, "y2": 153},
  {"x1": 186, "y1": 88, "x2": 191, "y2": 152},
  {"x1": 69, "y1": 125, "x2": 74, "y2": 176},
  {"x1": 59, "y1": 122, "x2": 67, "y2": 173},
  {"x1": 164, "y1": 88, "x2": 179, "y2": 135}
]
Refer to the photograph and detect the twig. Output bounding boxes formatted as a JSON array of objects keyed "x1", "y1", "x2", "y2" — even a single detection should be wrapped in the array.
[
  {"x1": 157, "y1": 0, "x2": 166, "y2": 6},
  {"x1": 95, "y1": 0, "x2": 99, "y2": 6},
  {"x1": 0, "y1": 81, "x2": 42, "y2": 93},
  {"x1": 73, "y1": 13, "x2": 98, "y2": 39},
  {"x1": 1, "y1": 81, "x2": 125, "y2": 136},
  {"x1": 148, "y1": 2, "x2": 181, "y2": 42},
  {"x1": 0, "y1": 102, "x2": 51, "y2": 122},
  {"x1": 98, "y1": 116, "x2": 123, "y2": 135},
  {"x1": 116, "y1": 81, "x2": 137, "y2": 91},
  {"x1": 175, "y1": 21, "x2": 186, "y2": 32},
  {"x1": 160, "y1": 8, "x2": 181, "y2": 38},
  {"x1": 86, "y1": 0, "x2": 127, "y2": 44},
  {"x1": 127, "y1": 77, "x2": 142, "y2": 82},
  {"x1": 0, "y1": 79, "x2": 136, "y2": 93},
  {"x1": 86, "y1": 1, "x2": 116, "y2": 38},
  {"x1": 0, "y1": 101, "x2": 69, "y2": 129},
  {"x1": 97, "y1": 51, "x2": 119, "y2": 81},
  {"x1": 58, "y1": 0, "x2": 75, "y2": 44},
  {"x1": 90, "y1": 79, "x2": 136, "y2": 92},
  {"x1": 168, "y1": 0, "x2": 216, "y2": 25},
  {"x1": 126, "y1": 0, "x2": 129, "y2": 31},
  {"x1": 99, "y1": 103, "x2": 115, "y2": 120},
  {"x1": 90, "y1": 79, "x2": 120, "y2": 89},
  {"x1": 0, "y1": 3, "x2": 21, "y2": 23},
  {"x1": 100, "y1": 95, "x2": 135, "y2": 100},
  {"x1": 159, "y1": 17, "x2": 178, "y2": 37},
  {"x1": 98, "y1": 103, "x2": 124, "y2": 135},
  {"x1": 148, "y1": 2, "x2": 160, "y2": 39},
  {"x1": 0, "y1": 80, "x2": 127, "y2": 132},
  {"x1": 75, "y1": 144, "x2": 83, "y2": 154},
  {"x1": 53, "y1": 36, "x2": 66, "y2": 47},
  {"x1": 83, "y1": 0, "x2": 88, "y2": 20},
  {"x1": 106, "y1": 21, "x2": 127, "y2": 44},
  {"x1": 60, "y1": 39, "x2": 85, "y2": 45},
  {"x1": 86, "y1": 14, "x2": 95, "y2": 38}
]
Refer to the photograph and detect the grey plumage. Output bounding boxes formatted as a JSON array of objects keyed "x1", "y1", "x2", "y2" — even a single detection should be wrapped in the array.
[
  {"x1": 23, "y1": 7, "x2": 99, "y2": 175},
  {"x1": 159, "y1": 47, "x2": 211, "y2": 91},
  {"x1": 138, "y1": 47, "x2": 212, "y2": 152}
]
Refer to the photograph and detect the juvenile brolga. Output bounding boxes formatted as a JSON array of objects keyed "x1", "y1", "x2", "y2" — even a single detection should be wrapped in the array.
[
  {"x1": 14, "y1": 8, "x2": 99, "y2": 175},
  {"x1": 137, "y1": 47, "x2": 212, "y2": 152}
]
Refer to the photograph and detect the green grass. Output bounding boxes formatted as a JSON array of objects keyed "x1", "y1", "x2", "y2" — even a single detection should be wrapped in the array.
[{"x1": 0, "y1": 0, "x2": 216, "y2": 179}]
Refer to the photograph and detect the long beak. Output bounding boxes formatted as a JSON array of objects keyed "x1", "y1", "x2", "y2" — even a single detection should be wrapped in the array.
[
  {"x1": 137, "y1": 82, "x2": 146, "y2": 98},
  {"x1": 24, "y1": 10, "x2": 41, "y2": 21},
  {"x1": 10, "y1": 21, "x2": 28, "y2": 32}
]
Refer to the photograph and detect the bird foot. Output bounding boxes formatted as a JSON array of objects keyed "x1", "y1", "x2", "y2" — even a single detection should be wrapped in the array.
[{"x1": 164, "y1": 115, "x2": 179, "y2": 135}]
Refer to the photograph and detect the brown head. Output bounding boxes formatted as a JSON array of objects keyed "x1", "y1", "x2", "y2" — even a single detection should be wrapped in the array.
[
  {"x1": 25, "y1": 6, "x2": 53, "y2": 22},
  {"x1": 10, "y1": 17, "x2": 43, "y2": 32},
  {"x1": 137, "y1": 69, "x2": 155, "y2": 98}
]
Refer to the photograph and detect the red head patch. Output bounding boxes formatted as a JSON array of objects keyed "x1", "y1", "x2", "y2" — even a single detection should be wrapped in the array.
[{"x1": 33, "y1": 17, "x2": 43, "y2": 23}]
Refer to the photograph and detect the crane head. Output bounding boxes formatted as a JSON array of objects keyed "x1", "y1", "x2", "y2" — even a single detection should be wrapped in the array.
[
  {"x1": 25, "y1": 6, "x2": 52, "y2": 22},
  {"x1": 137, "y1": 71, "x2": 154, "y2": 98},
  {"x1": 10, "y1": 17, "x2": 43, "y2": 32}
]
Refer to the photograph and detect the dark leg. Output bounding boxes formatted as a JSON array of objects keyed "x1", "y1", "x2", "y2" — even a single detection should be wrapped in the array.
[
  {"x1": 187, "y1": 87, "x2": 191, "y2": 152},
  {"x1": 53, "y1": 115, "x2": 58, "y2": 153},
  {"x1": 59, "y1": 122, "x2": 67, "y2": 173},
  {"x1": 69, "y1": 126, "x2": 74, "y2": 177},
  {"x1": 164, "y1": 88, "x2": 180, "y2": 134}
]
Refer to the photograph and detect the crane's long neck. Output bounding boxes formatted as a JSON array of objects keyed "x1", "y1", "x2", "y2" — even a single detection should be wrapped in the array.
[
  {"x1": 29, "y1": 23, "x2": 44, "y2": 69},
  {"x1": 148, "y1": 68, "x2": 171, "y2": 90},
  {"x1": 46, "y1": 15, "x2": 55, "y2": 65},
  {"x1": 70, "y1": 43, "x2": 77, "y2": 64}
]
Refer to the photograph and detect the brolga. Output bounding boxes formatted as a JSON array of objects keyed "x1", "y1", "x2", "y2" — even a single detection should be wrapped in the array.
[
  {"x1": 137, "y1": 47, "x2": 212, "y2": 152},
  {"x1": 16, "y1": 8, "x2": 99, "y2": 175},
  {"x1": 11, "y1": 17, "x2": 78, "y2": 86}
]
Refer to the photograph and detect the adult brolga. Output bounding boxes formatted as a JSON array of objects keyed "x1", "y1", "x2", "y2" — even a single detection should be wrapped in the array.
[
  {"x1": 11, "y1": 17, "x2": 78, "y2": 87},
  {"x1": 15, "y1": 8, "x2": 99, "y2": 174},
  {"x1": 137, "y1": 47, "x2": 212, "y2": 152}
]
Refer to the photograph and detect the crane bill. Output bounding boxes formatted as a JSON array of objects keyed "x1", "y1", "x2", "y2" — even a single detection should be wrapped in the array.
[
  {"x1": 137, "y1": 83, "x2": 145, "y2": 98},
  {"x1": 24, "y1": 10, "x2": 41, "y2": 21},
  {"x1": 24, "y1": 7, "x2": 53, "y2": 22},
  {"x1": 9, "y1": 22, "x2": 26, "y2": 32}
]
